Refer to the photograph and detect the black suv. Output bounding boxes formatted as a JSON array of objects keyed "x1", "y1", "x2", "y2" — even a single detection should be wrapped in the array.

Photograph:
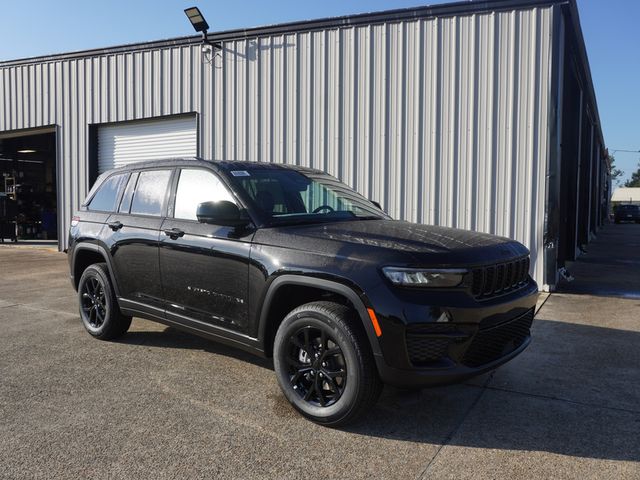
[
  {"x1": 68, "y1": 158, "x2": 538, "y2": 426},
  {"x1": 614, "y1": 204, "x2": 640, "y2": 224}
]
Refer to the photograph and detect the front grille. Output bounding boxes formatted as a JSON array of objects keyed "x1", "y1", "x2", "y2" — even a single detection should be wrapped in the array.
[
  {"x1": 462, "y1": 309, "x2": 534, "y2": 367},
  {"x1": 407, "y1": 337, "x2": 450, "y2": 365},
  {"x1": 471, "y1": 257, "x2": 530, "y2": 299},
  {"x1": 406, "y1": 324, "x2": 461, "y2": 366}
]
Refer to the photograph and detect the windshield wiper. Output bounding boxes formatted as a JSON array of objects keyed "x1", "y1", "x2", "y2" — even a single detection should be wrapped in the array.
[
  {"x1": 268, "y1": 217, "x2": 335, "y2": 227},
  {"x1": 269, "y1": 215, "x2": 384, "y2": 227}
]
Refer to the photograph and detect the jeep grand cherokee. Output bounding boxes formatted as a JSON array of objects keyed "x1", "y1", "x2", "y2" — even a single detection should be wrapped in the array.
[{"x1": 68, "y1": 158, "x2": 538, "y2": 426}]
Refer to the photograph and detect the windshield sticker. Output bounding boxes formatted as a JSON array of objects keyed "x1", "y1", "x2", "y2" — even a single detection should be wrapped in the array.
[{"x1": 231, "y1": 170, "x2": 250, "y2": 177}]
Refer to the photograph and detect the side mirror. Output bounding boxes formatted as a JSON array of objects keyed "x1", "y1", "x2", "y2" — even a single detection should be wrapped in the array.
[
  {"x1": 371, "y1": 200, "x2": 382, "y2": 210},
  {"x1": 196, "y1": 200, "x2": 249, "y2": 227}
]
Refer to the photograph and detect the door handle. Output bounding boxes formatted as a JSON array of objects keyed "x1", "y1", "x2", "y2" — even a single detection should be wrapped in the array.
[
  {"x1": 108, "y1": 221, "x2": 124, "y2": 231},
  {"x1": 164, "y1": 227, "x2": 185, "y2": 240}
]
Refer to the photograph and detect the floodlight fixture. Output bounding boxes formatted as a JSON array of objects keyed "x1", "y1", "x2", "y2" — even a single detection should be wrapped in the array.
[
  {"x1": 184, "y1": 6, "x2": 220, "y2": 51},
  {"x1": 184, "y1": 7, "x2": 209, "y2": 33}
]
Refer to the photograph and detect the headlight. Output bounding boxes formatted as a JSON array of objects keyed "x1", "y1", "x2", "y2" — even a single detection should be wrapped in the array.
[{"x1": 382, "y1": 267, "x2": 467, "y2": 287}]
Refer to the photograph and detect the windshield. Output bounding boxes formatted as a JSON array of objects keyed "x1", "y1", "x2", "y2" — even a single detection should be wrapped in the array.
[{"x1": 227, "y1": 168, "x2": 388, "y2": 225}]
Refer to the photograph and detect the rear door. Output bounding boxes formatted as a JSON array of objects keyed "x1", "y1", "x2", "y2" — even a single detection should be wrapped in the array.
[
  {"x1": 81, "y1": 172, "x2": 130, "y2": 245},
  {"x1": 159, "y1": 167, "x2": 253, "y2": 333},
  {"x1": 107, "y1": 168, "x2": 174, "y2": 311}
]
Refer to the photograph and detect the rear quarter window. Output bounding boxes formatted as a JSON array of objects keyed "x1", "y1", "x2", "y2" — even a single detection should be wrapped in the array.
[{"x1": 87, "y1": 174, "x2": 128, "y2": 212}]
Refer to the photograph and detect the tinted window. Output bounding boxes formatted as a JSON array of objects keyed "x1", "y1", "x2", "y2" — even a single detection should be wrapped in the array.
[
  {"x1": 88, "y1": 174, "x2": 128, "y2": 212},
  {"x1": 232, "y1": 169, "x2": 386, "y2": 225},
  {"x1": 240, "y1": 177, "x2": 289, "y2": 214},
  {"x1": 118, "y1": 172, "x2": 138, "y2": 213},
  {"x1": 130, "y1": 170, "x2": 172, "y2": 216},
  {"x1": 174, "y1": 169, "x2": 235, "y2": 221}
]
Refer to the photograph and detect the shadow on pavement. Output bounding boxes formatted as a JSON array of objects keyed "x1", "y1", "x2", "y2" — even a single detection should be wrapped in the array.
[
  {"x1": 118, "y1": 327, "x2": 274, "y2": 370},
  {"x1": 351, "y1": 315, "x2": 640, "y2": 463},
  {"x1": 116, "y1": 317, "x2": 640, "y2": 463}
]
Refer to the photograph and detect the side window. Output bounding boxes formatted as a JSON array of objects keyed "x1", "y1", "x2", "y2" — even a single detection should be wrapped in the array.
[
  {"x1": 118, "y1": 172, "x2": 138, "y2": 213},
  {"x1": 88, "y1": 174, "x2": 128, "y2": 212},
  {"x1": 130, "y1": 170, "x2": 172, "y2": 217},
  {"x1": 174, "y1": 169, "x2": 235, "y2": 221}
]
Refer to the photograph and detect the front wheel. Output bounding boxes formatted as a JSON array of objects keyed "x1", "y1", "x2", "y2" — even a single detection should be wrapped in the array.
[
  {"x1": 273, "y1": 301, "x2": 382, "y2": 426},
  {"x1": 77, "y1": 263, "x2": 131, "y2": 340}
]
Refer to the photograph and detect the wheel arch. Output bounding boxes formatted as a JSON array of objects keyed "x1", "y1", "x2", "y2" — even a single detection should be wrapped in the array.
[
  {"x1": 257, "y1": 275, "x2": 381, "y2": 358},
  {"x1": 72, "y1": 243, "x2": 120, "y2": 296}
]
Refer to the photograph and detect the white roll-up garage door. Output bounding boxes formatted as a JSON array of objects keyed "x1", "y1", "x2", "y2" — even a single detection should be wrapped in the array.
[{"x1": 97, "y1": 115, "x2": 197, "y2": 173}]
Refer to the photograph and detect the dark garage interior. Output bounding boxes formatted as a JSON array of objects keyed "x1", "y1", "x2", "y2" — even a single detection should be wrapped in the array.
[{"x1": 0, "y1": 130, "x2": 57, "y2": 242}]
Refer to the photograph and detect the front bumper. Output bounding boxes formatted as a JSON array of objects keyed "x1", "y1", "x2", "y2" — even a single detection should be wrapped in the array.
[
  {"x1": 375, "y1": 334, "x2": 531, "y2": 388},
  {"x1": 371, "y1": 283, "x2": 539, "y2": 388},
  {"x1": 615, "y1": 215, "x2": 640, "y2": 222}
]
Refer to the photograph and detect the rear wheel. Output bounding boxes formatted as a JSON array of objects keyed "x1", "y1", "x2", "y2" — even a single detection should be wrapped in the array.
[
  {"x1": 273, "y1": 301, "x2": 382, "y2": 426},
  {"x1": 78, "y1": 263, "x2": 131, "y2": 340}
]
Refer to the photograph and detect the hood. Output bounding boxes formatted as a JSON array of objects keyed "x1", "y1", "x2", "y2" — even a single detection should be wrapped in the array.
[{"x1": 256, "y1": 219, "x2": 528, "y2": 267}]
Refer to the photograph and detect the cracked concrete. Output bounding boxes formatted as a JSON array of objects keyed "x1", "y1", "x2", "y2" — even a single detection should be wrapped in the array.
[{"x1": 1, "y1": 223, "x2": 639, "y2": 479}]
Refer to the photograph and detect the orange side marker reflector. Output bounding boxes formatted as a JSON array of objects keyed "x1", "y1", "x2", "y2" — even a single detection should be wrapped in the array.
[{"x1": 367, "y1": 308, "x2": 382, "y2": 337}]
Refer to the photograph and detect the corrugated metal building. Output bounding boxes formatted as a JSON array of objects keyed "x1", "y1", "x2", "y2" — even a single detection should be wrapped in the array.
[{"x1": 0, "y1": 0, "x2": 606, "y2": 290}]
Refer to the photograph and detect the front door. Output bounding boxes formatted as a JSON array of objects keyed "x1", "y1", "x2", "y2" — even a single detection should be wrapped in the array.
[{"x1": 159, "y1": 167, "x2": 253, "y2": 333}]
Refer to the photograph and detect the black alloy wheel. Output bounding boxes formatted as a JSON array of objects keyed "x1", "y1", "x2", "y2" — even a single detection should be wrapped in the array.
[
  {"x1": 80, "y1": 276, "x2": 107, "y2": 329},
  {"x1": 286, "y1": 326, "x2": 347, "y2": 407},
  {"x1": 273, "y1": 301, "x2": 382, "y2": 426},
  {"x1": 77, "y1": 263, "x2": 132, "y2": 340}
]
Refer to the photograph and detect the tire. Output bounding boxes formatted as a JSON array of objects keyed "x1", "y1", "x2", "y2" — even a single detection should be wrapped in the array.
[
  {"x1": 273, "y1": 301, "x2": 382, "y2": 426},
  {"x1": 77, "y1": 263, "x2": 131, "y2": 340}
]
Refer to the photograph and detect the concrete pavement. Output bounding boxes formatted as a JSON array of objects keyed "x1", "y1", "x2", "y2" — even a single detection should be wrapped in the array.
[{"x1": 1, "y1": 224, "x2": 639, "y2": 479}]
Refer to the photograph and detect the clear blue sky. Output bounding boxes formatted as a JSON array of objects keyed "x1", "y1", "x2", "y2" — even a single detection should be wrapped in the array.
[{"x1": 0, "y1": 0, "x2": 637, "y2": 183}]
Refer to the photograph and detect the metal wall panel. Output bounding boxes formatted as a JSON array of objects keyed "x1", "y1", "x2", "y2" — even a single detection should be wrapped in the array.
[{"x1": 0, "y1": 5, "x2": 554, "y2": 287}]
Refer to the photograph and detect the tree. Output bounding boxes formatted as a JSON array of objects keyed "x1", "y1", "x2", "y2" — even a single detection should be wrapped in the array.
[
  {"x1": 609, "y1": 154, "x2": 624, "y2": 186},
  {"x1": 624, "y1": 161, "x2": 640, "y2": 188}
]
